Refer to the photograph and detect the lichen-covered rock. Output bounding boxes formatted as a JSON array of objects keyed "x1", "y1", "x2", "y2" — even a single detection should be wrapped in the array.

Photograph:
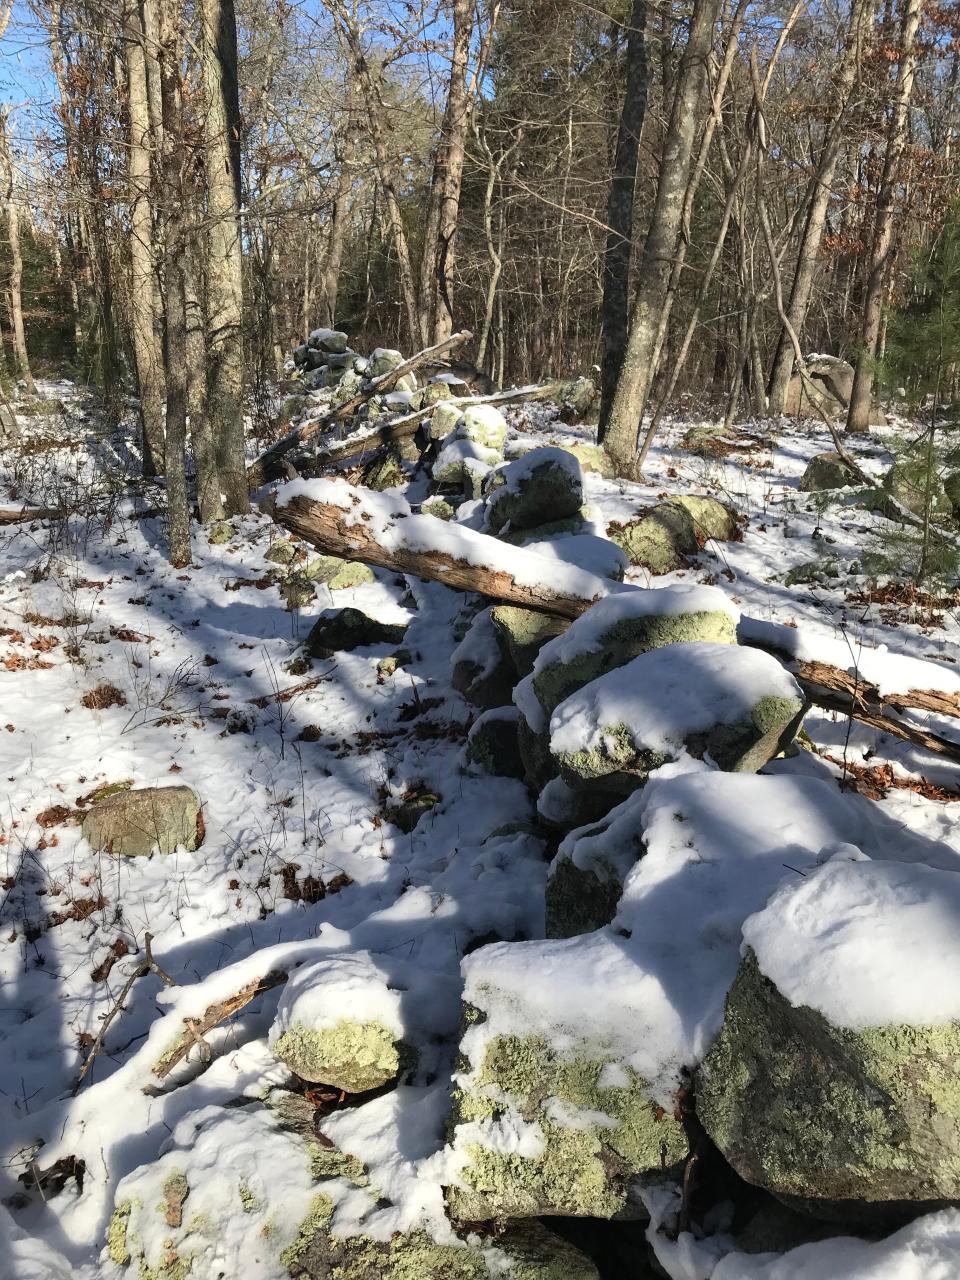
[
  {"x1": 359, "y1": 448, "x2": 404, "y2": 492},
  {"x1": 465, "y1": 707, "x2": 525, "y2": 779},
  {"x1": 421, "y1": 495, "x2": 456, "y2": 521},
  {"x1": 608, "y1": 505, "x2": 699, "y2": 573},
  {"x1": 452, "y1": 607, "x2": 516, "y2": 709},
  {"x1": 882, "y1": 458, "x2": 952, "y2": 519},
  {"x1": 459, "y1": 404, "x2": 508, "y2": 450},
  {"x1": 308, "y1": 328, "x2": 349, "y2": 354},
  {"x1": 279, "y1": 394, "x2": 306, "y2": 425},
  {"x1": 270, "y1": 953, "x2": 406, "y2": 1092},
  {"x1": 332, "y1": 368, "x2": 364, "y2": 405},
  {"x1": 303, "y1": 555, "x2": 376, "y2": 590},
  {"x1": 523, "y1": 585, "x2": 739, "y2": 726},
  {"x1": 798, "y1": 451, "x2": 860, "y2": 493},
  {"x1": 307, "y1": 608, "x2": 407, "y2": 657},
  {"x1": 433, "y1": 436, "x2": 500, "y2": 491},
  {"x1": 368, "y1": 347, "x2": 404, "y2": 377},
  {"x1": 81, "y1": 785, "x2": 202, "y2": 857},
  {"x1": 491, "y1": 606, "x2": 569, "y2": 680},
  {"x1": 681, "y1": 425, "x2": 737, "y2": 457},
  {"x1": 551, "y1": 441, "x2": 614, "y2": 478},
  {"x1": 446, "y1": 950, "x2": 686, "y2": 1220},
  {"x1": 430, "y1": 400, "x2": 466, "y2": 439},
  {"x1": 265, "y1": 538, "x2": 299, "y2": 565},
  {"x1": 545, "y1": 793, "x2": 646, "y2": 938},
  {"x1": 558, "y1": 376, "x2": 597, "y2": 421},
  {"x1": 517, "y1": 714, "x2": 558, "y2": 792},
  {"x1": 698, "y1": 859, "x2": 960, "y2": 1223},
  {"x1": 669, "y1": 495, "x2": 740, "y2": 543},
  {"x1": 549, "y1": 643, "x2": 804, "y2": 797},
  {"x1": 485, "y1": 449, "x2": 584, "y2": 534}
]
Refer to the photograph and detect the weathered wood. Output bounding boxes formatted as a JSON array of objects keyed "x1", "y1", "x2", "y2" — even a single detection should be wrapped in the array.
[
  {"x1": 269, "y1": 489, "x2": 609, "y2": 619},
  {"x1": 0, "y1": 505, "x2": 65, "y2": 524},
  {"x1": 269, "y1": 483, "x2": 960, "y2": 761},
  {"x1": 149, "y1": 970, "x2": 288, "y2": 1084},
  {"x1": 248, "y1": 330, "x2": 473, "y2": 483}
]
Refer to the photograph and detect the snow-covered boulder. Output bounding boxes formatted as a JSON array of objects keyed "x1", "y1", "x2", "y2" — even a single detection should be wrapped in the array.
[
  {"x1": 520, "y1": 533, "x2": 628, "y2": 582},
  {"x1": 798, "y1": 450, "x2": 860, "y2": 492},
  {"x1": 452, "y1": 607, "x2": 515, "y2": 709},
  {"x1": 521, "y1": 585, "x2": 740, "y2": 728},
  {"x1": 270, "y1": 952, "x2": 407, "y2": 1092},
  {"x1": 465, "y1": 706, "x2": 525, "y2": 779},
  {"x1": 433, "y1": 436, "x2": 499, "y2": 493},
  {"x1": 368, "y1": 347, "x2": 404, "y2": 377},
  {"x1": 485, "y1": 448, "x2": 584, "y2": 534},
  {"x1": 307, "y1": 608, "x2": 407, "y2": 657},
  {"x1": 444, "y1": 939, "x2": 687, "y2": 1221},
  {"x1": 308, "y1": 327, "x2": 349, "y2": 354},
  {"x1": 698, "y1": 857, "x2": 960, "y2": 1221},
  {"x1": 81, "y1": 785, "x2": 202, "y2": 857},
  {"x1": 670, "y1": 494, "x2": 740, "y2": 543},
  {"x1": 536, "y1": 776, "x2": 611, "y2": 832},
  {"x1": 548, "y1": 643, "x2": 804, "y2": 796},
  {"x1": 459, "y1": 403, "x2": 508, "y2": 451}
]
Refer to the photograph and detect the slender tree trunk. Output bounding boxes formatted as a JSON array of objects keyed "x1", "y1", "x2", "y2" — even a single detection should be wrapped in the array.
[
  {"x1": 158, "y1": 0, "x2": 191, "y2": 565},
  {"x1": 0, "y1": 112, "x2": 36, "y2": 394},
  {"x1": 123, "y1": 0, "x2": 166, "y2": 475},
  {"x1": 847, "y1": 0, "x2": 923, "y2": 433},
  {"x1": 767, "y1": 0, "x2": 873, "y2": 415},
  {"x1": 197, "y1": 0, "x2": 248, "y2": 519},
  {"x1": 598, "y1": 0, "x2": 648, "y2": 432},
  {"x1": 418, "y1": 0, "x2": 474, "y2": 344},
  {"x1": 318, "y1": 117, "x2": 356, "y2": 328},
  {"x1": 602, "y1": 0, "x2": 721, "y2": 472}
]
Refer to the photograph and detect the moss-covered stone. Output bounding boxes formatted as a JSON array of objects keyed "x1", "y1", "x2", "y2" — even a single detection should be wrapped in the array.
[
  {"x1": 447, "y1": 1031, "x2": 686, "y2": 1221},
  {"x1": 544, "y1": 851, "x2": 626, "y2": 939},
  {"x1": 279, "y1": 395, "x2": 306, "y2": 425},
  {"x1": 108, "y1": 1200, "x2": 132, "y2": 1265},
  {"x1": 486, "y1": 454, "x2": 584, "y2": 534},
  {"x1": 307, "y1": 608, "x2": 407, "y2": 657},
  {"x1": 460, "y1": 404, "x2": 508, "y2": 450},
  {"x1": 430, "y1": 401, "x2": 465, "y2": 438},
  {"x1": 518, "y1": 715, "x2": 558, "y2": 791},
  {"x1": 553, "y1": 442, "x2": 614, "y2": 478},
  {"x1": 465, "y1": 708, "x2": 525, "y2": 779},
  {"x1": 532, "y1": 609, "x2": 737, "y2": 721},
  {"x1": 798, "y1": 451, "x2": 860, "y2": 493},
  {"x1": 670, "y1": 495, "x2": 740, "y2": 543},
  {"x1": 273, "y1": 1017, "x2": 401, "y2": 1092},
  {"x1": 422, "y1": 495, "x2": 457, "y2": 520},
  {"x1": 360, "y1": 448, "x2": 405, "y2": 492},
  {"x1": 81, "y1": 785, "x2": 202, "y2": 857},
  {"x1": 698, "y1": 949, "x2": 960, "y2": 1222},
  {"x1": 882, "y1": 458, "x2": 952, "y2": 519},
  {"x1": 265, "y1": 539, "x2": 299, "y2": 565},
  {"x1": 207, "y1": 520, "x2": 233, "y2": 544},
  {"x1": 608, "y1": 505, "x2": 699, "y2": 573},
  {"x1": 500, "y1": 513, "x2": 590, "y2": 545},
  {"x1": 491, "y1": 606, "x2": 569, "y2": 680},
  {"x1": 553, "y1": 694, "x2": 805, "y2": 797}
]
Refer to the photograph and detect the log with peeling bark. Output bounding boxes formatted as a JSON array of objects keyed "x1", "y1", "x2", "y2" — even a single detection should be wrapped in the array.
[
  {"x1": 0, "y1": 505, "x2": 65, "y2": 523},
  {"x1": 267, "y1": 480, "x2": 960, "y2": 762},
  {"x1": 148, "y1": 970, "x2": 287, "y2": 1085},
  {"x1": 248, "y1": 329, "x2": 473, "y2": 484}
]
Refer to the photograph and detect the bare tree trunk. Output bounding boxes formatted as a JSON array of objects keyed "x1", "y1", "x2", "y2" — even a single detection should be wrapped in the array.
[
  {"x1": 0, "y1": 112, "x2": 36, "y2": 395},
  {"x1": 598, "y1": 0, "x2": 648, "y2": 432},
  {"x1": 767, "y1": 0, "x2": 873, "y2": 415},
  {"x1": 123, "y1": 0, "x2": 166, "y2": 475},
  {"x1": 198, "y1": 0, "x2": 249, "y2": 519},
  {"x1": 602, "y1": 0, "x2": 721, "y2": 472},
  {"x1": 158, "y1": 0, "x2": 191, "y2": 566},
  {"x1": 847, "y1": 0, "x2": 923, "y2": 433},
  {"x1": 317, "y1": 117, "x2": 355, "y2": 328}
]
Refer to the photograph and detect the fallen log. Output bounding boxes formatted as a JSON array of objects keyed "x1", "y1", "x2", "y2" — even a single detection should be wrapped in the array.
[
  {"x1": 268, "y1": 479, "x2": 960, "y2": 762},
  {"x1": 0, "y1": 504, "x2": 65, "y2": 524},
  {"x1": 249, "y1": 329, "x2": 472, "y2": 484}
]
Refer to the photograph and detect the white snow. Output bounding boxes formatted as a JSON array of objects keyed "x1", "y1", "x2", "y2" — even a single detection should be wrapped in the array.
[
  {"x1": 549, "y1": 642, "x2": 802, "y2": 759},
  {"x1": 270, "y1": 950, "x2": 406, "y2": 1043},
  {"x1": 743, "y1": 857, "x2": 960, "y2": 1028}
]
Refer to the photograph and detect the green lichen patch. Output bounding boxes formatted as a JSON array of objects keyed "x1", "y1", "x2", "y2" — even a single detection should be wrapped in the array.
[
  {"x1": 532, "y1": 609, "x2": 737, "y2": 720},
  {"x1": 669, "y1": 495, "x2": 741, "y2": 543},
  {"x1": 307, "y1": 1141, "x2": 369, "y2": 1187},
  {"x1": 273, "y1": 1018, "x2": 401, "y2": 1092},
  {"x1": 448, "y1": 1033, "x2": 686, "y2": 1220},
  {"x1": 161, "y1": 1171, "x2": 189, "y2": 1228},
  {"x1": 491, "y1": 607, "x2": 569, "y2": 680},
  {"x1": 698, "y1": 949, "x2": 960, "y2": 1220},
  {"x1": 608, "y1": 505, "x2": 699, "y2": 573},
  {"x1": 108, "y1": 1201, "x2": 132, "y2": 1265}
]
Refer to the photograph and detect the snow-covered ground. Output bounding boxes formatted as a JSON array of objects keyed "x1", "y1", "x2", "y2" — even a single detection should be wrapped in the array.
[{"x1": 1, "y1": 384, "x2": 958, "y2": 1278}]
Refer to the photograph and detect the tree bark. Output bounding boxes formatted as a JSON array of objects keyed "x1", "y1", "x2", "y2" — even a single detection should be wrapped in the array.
[
  {"x1": 602, "y1": 0, "x2": 721, "y2": 471},
  {"x1": 418, "y1": 0, "x2": 474, "y2": 344},
  {"x1": 317, "y1": 114, "x2": 356, "y2": 329},
  {"x1": 123, "y1": 0, "x2": 166, "y2": 476},
  {"x1": 766, "y1": 0, "x2": 873, "y2": 415},
  {"x1": 0, "y1": 111, "x2": 36, "y2": 395},
  {"x1": 198, "y1": 0, "x2": 249, "y2": 519},
  {"x1": 598, "y1": 0, "x2": 648, "y2": 431},
  {"x1": 846, "y1": 0, "x2": 923, "y2": 433}
]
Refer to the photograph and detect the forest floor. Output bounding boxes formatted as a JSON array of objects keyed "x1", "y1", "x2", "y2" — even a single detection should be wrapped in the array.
[{"x1": 1, "y1": 383, "x2": 959, "y2": 1278}]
